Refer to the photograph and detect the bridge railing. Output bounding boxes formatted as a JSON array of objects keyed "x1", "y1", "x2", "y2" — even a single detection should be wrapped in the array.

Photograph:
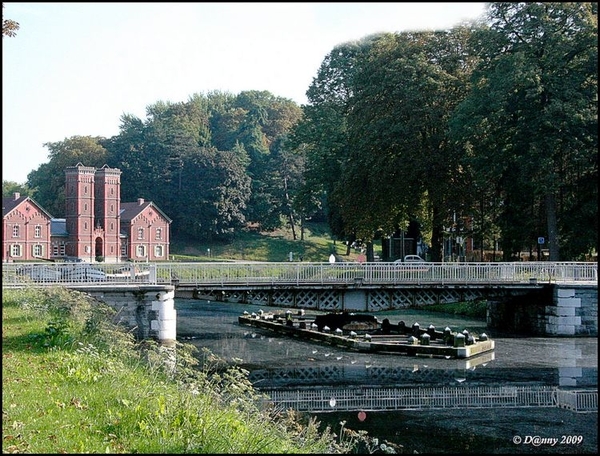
[
  {"x1": 155, "y1": 261, "x2": 597, "y2": 286},
  {"x1": 261, "y1": 385, "x2": 597, "y2": 413},
  {"x1": 2, "y1": 261, "x2": 597, "y2": 287}
]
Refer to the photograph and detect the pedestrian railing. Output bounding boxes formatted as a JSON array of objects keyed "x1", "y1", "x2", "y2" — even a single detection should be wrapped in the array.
[
  {"x1": 261, "y1": 385, "x2": 597, "y2": 413},
  {"x1": 2, "y1": 261, "x2": 597, "y2": 287}
]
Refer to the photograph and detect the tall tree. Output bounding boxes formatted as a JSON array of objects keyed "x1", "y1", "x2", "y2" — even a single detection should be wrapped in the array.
[
  {"x1": 230, "y1": 91, "x2": 303, "y2": 230},
  {"x1": 291, "y1": 37, "x2": 379, "y2": 246},
  {"x1": 340, "y1": 28, "x2": 477, "y2": 261},
  {"x1": 450, "y1": 2, "x2": 598, "y2": 260},
  {"x1": 2, "y1": 181, "x2": 30, "y2": 198},
  {"x1": 27, "y1": 136, "x2": 109, "y2": 216}
]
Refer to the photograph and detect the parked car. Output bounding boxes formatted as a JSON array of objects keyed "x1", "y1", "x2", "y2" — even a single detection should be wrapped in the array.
[
  {"x1": 17, "y1": 265, "x2": 62, "y2": 282},
  {"x1": 394, "y1": 255, "x2": 430, "y2": 271},
  {"x1": 394, "y1": 255, "x2": 426, "y2": 263},
  {"x1": 60, "y1": 265, "x2": 107, "y2": 282}
]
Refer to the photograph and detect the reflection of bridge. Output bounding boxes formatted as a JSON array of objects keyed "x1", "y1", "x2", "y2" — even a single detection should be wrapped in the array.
[
  {"x1": 260, "y1": 385, "x2": 598, "y2": 413},
  {"x1": 248, "y1": 351, "x2": 498, "y2": 388}
]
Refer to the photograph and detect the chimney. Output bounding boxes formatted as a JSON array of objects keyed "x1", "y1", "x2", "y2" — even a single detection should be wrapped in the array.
[
  {"x1": 13, "y1": 192, "x2": 20, "y2": 200},
  {"x1": 138, "y1": 198, "x2": 145, "y2": 205}
]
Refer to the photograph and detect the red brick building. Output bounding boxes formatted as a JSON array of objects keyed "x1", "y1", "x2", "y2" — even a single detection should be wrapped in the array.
[
  {"x1": 2, "y1": 193, "x2": 53, "y2": 261},
  {"x1": 2, "y1": 163, "x2": 171, "y2": 263}
]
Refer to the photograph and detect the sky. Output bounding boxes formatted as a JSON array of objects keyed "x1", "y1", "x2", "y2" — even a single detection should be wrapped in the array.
[{"x1": 3, "y1": 2, "x2": 487, "y2": 184}]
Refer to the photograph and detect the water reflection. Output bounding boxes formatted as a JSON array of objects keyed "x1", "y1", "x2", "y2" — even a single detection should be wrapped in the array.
[
  {"x1": 175, "y1": 300, "x2": 597, "y2": 390},
  {"x1": 175, "y1": 299, "x2": 598, "y2": 453}
]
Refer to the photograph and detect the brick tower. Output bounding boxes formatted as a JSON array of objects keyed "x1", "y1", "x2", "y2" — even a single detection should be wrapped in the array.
[
  {"x1": 64, "y1": 163, "x2": 122, "y2": 262},
  {"x1": 65, "y1": 164, "x2": 96, "y2": 261},
  {"x1": 93, "y1": 165, "x2": 122, "y2": 262}
]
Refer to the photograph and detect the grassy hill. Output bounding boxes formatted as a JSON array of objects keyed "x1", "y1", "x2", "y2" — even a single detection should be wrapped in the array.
[{"x1": 170, "y1": 222, "x2": 373, "y2": 263}]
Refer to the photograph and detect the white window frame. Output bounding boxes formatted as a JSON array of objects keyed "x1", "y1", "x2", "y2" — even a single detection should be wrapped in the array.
[
  {"x1": 154, "y1": 245, "x2": 164, "y2": 257},
  {"x1": 11, "y1": 244, "x2": 22, "y2": 257},
  {"x1": 34, "y1": 225, "x2": 42, "y2": 238},
  {"x1": 136, "y1": 245, "x2": 146, "y2": 258}
]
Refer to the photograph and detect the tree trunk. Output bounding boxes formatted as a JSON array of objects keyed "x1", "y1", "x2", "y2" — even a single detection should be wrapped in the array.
[
  {"x1": 545, "y1": 192, "x2": 560, "y2": 261},
  {"x1": 366, "y1": 241, "x2": 374, "y2": 262},
  {"x1": 431, "y1": 205, "x2": 444, "y2": 262}
]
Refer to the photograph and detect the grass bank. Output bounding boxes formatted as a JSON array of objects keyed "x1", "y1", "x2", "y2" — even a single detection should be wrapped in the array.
[
  {"x1": 2, "y1": 287, "x2": 369, "y2": 454},
  {"x1": 170, "y1": 222, "x2": 368, "y2": 263},
  {"x1": 425, "y1": 300, "x2": 487, "y2": 319}
]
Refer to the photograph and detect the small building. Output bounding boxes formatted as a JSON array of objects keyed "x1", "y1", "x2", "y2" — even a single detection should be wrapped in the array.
[
  {"x1": 2, "y1": 163, "x2": 172, "y2": 263},
  {"x1": 120, "y1": 198, "x2": 171, "y2": 262},
  {"x1": 2, "y1": 192, "x2": 53, "y2": 261}
]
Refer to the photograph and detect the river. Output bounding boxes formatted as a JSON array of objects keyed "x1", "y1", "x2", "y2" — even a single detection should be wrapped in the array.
[{"x1": 175, "y1": 299, "x2": 597, "y2": 454}]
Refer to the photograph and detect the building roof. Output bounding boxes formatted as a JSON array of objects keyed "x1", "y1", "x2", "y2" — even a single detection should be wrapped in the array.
[
  {"x1": 2, "y1": 193, "x2": 54, "y2": 219},
  {"x1": 50, "y1": 218, "x2": 68, "y2": 236},
  {"x1": 120, "y1": 198, "x2": 173, "y2": 224}
]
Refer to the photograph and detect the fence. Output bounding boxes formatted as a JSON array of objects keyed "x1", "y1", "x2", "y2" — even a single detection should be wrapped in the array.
[
  {"x1": 261, "y1": 385, "x2": 597, "y2": 413},
  {"x1": 3, "y1": 261, "x2": 596, "y2": 287}
]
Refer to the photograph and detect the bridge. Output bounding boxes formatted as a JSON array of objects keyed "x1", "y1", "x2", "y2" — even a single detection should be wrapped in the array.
[{"x1": 2, "y1": 261, "x2": 597, "y2": 341}]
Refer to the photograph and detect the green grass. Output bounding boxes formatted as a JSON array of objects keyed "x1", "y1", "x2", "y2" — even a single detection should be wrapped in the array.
[
  {"x1": 170, "y1": 222, "x2": 369, "y2": 263},
  {"x1": 2, "y1": 287, "x2": 367, "y2": 454}
]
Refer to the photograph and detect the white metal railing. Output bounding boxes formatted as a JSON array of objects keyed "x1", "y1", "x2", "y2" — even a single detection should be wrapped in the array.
[
  {"x1": 557, "y1": 389, "x2": 599, "y2": 412},
  {"x1": 1, "y1": 261, "x2": 597, "y2": 287},
  {"x1": 261, "y1": 385, "x2": 597, "y2": 413}
]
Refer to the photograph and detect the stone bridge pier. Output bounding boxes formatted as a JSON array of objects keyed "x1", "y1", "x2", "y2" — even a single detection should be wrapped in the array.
[
  {"x1": 487, "y1": 284, "x2": 598, "y2": 336},
  {"x1": 80, "y1": 285, "x2": 177, "y2": 344}
]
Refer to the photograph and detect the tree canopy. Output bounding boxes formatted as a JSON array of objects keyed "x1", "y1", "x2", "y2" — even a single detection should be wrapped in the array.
[{"x1": 7, "y1": 2, "x2": 597, "y2": 260}]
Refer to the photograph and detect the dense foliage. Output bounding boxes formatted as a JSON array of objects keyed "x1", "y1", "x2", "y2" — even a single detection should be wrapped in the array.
[
  {"x1": 293, "y1": 2, "x2": 597, "y2": 261},
  {"x1": 4, "y1": 2, "x2": 596, "y2": 260}
]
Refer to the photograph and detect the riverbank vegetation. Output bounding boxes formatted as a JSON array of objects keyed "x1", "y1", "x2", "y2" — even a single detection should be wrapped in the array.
[{"x1": 3, "y1": 287, "x2": 373, "y2": 454}]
